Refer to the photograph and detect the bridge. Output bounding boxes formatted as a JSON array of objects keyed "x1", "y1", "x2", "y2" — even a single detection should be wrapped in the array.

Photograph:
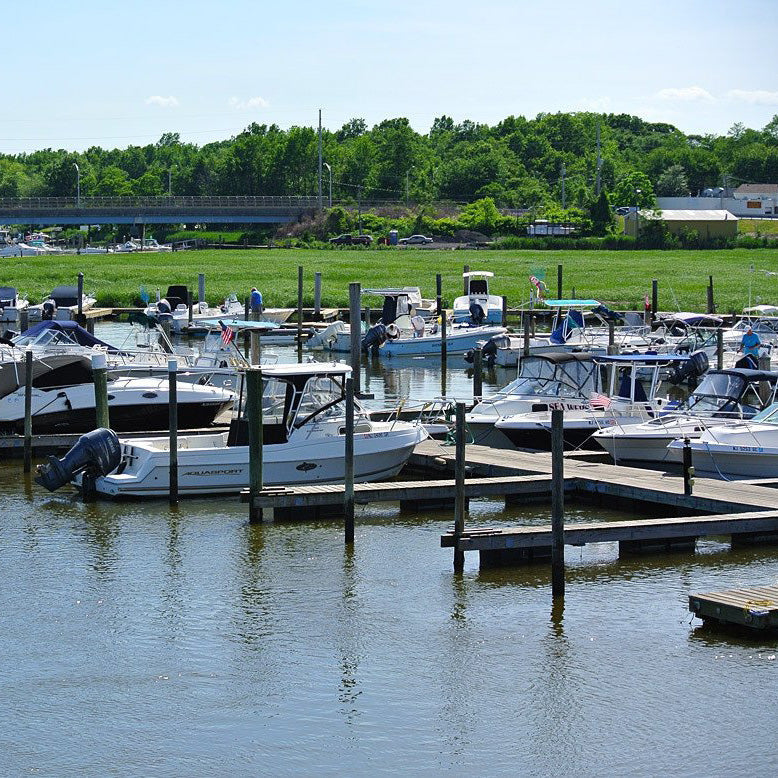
[{"x1": 0, "y1": 196, "x2": 321, "y2": 225}]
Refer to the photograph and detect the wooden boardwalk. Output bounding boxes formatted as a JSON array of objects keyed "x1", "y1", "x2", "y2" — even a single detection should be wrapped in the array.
[{"x1": 689, "y1": 584, "x2": 778, "y2": 631}]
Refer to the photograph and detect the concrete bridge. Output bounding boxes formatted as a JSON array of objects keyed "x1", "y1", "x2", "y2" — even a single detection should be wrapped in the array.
[{"x1": 0, "y1": 196, "x2": 320, "y2": 225}]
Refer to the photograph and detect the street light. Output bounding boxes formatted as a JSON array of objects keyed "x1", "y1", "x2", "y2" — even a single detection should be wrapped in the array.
[
  {"x1": 73, "y1": 163, "x2": 80, "y2": 208},
  {"x1": 323, "y1": 162, "x2": 332, "y2": 207}
]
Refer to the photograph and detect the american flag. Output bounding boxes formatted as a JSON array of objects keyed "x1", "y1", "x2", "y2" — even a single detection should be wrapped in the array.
[
  {"x1": 220, "y1": 320, "x2": 235, "y2": 346},
  {"x1": 589, "y1": 392, "x2": 612, "y2": 410}
]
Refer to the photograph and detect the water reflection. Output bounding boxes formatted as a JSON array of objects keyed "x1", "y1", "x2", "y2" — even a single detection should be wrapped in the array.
[
  {"x1": 235, "y1": 521, "x2": 271, "y2": 648},
  {"x1": 336, "y1": 544, "x2": 362, "y2": 726}
]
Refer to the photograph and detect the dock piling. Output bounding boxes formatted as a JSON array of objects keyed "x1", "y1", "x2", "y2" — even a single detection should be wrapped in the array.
[
  {"x1": 707, "y1": 275, "x2": 715, "y2": 314},
  {"x1": 453, "y1": 403, "x2": 467, "y2": 573},
  {"x1": 349, "y1": 282, "x2": 362, "y2": 397},
  {"x1": 523, "y1": 312, "x2": 531, "y2": 358},
  {"x1": 19, "y1": 307, "x2": 28, "y2": 334},
  {"x1": 92, "y1": 353, "x2": 110, "y2": 430},
  {"x1": 473, "y1": 347, "x2": 483, "y2": 402},
  {"x1": 250, "y1": 330, "x2": 261, "y2": 366},
  {"x1": 557, "y1": 264, "x2": 562, "y2": 299},
  {"x1": 463, "y1": 265, "x2": 470, "y2": 296},
  {"x1": 198, "y1": 273, "x2": 205, "y2": 305},
  {"x1": 551, "y1": 408, "x2": 565, "y2": 598},
  {"x1": 501, "y1": 295, "x2": 508, "y2": 327},
  {"x1": 682, "y1": 438, "x2": 694, "y2": 497},
  {"x1": 716, "y1": 329, "x2": 724, "y2": 370},
  {"x1": 23, "y1": 349, "x2": 33, "y2": 474},
  {"x1": 187, "y1": 289, "x2": 193, "y2": 325},
  {"x1": 344, "y1": 376, "x2": 355, "y2": 544},
  {"x1": 297, "y1": 266, "x2": 304, "y2": 361},
  {"x1": 652, "y1": 279, "x2": 658, "y2": 321},
  {"x1": 314, "y1": 272, "x2": 322, "y2": 317},
  {"x1": 168, "y1": 358, "x2": 178, "y2": 505},
  {"x1": 247, "y1": 368, "x2": 264, "y2": 523}
]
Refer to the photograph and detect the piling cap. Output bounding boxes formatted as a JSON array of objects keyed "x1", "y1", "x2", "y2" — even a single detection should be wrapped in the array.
[{"x1": 91, "y1": 353, "x2": 107, "y2": 370}]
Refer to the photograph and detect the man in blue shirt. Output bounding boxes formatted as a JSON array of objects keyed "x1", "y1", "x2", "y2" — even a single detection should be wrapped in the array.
[
  {"x1": 738, "y1": 325, "x2": 761, "y2": 359},
  {"x1": 250, "y1": 287, "x2": 263, "y2": 317}
]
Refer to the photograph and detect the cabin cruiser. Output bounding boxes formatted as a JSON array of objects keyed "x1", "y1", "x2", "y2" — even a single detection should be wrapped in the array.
[
  {"x1": 453, "y1": 271, "x2": 503, "y2": 325},
  {"x1": 593, "y1": 367, "x2": 778, "y2": 465},
  {"x1": 28, "y1": 285, "x2": 97, "y2": 322},
  {"x1": 466, "y1": 352, "x2": 603, "y2": 448},
  {"x1": 55, "y1": 363, "x2": 428, "y2": 497},
  {"x1": 493, "y1": 353, "x2": 684, "y2": 450},
  {"x1": 0, "y1": 353, "x2": 234, "y2": 434},
  {"x1": 666, "y1": 402, "x2": 778, "y2": 479}
]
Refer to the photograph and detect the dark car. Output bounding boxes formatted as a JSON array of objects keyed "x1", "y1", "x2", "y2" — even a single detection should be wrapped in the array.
[
  {"x1": 329, "y1": 233, "x2": 373, "y2": 245},
  {"x1": 399, "y1": 234, "x2": 433, "y2": 245}
]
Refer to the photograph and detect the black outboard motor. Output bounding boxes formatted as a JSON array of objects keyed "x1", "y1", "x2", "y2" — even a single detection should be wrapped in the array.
[
  {"x1": 668, "y1": 350, "x2": 709, "y2": 386},
  {"x1": 157, "y1": 298, "x2": 172, "y2": 315},
  {"x1": 735, "y1": 354, "x2": 758, "y2": 370},
  {"x1": 35, "y1": 428, "x2": 121, "y2": 492},
  {"x1": 42, "y1": 299, "x2": 57, "y2": 321},
  {"x1": 362, "y1": 323, "x2": 388, "y2": 356},
  {"x1": 464, "y1": 333, "x2": 511, "y2": 365},
  {"x1": 469, "y1": 302, "x2": 486, "y2": 326}
]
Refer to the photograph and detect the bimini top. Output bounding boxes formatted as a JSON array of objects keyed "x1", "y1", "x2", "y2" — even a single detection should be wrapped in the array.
[
  {"x1": 743, "y1": 305, "x2": 778, "y2": 316},
  {"x1": 593, "y1": 353, "x2": 691, "y2": 364},
  {"x1": 528, "y1": 351, "x2": 596, "y2": 364},
  {"x1": 462, "y1": 271, "x2": 494, "y2": 279},
  {"x1": 259, "y1": 362, "x2": 352, "y2": 378},
  {"x1": 543, "y1": 299, "x2": 600, "y2": 308}
]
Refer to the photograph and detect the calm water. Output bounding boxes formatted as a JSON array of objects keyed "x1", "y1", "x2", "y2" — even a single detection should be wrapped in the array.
[{"x1": 1, "y1": 323, "x2": 777, "y2": 775}]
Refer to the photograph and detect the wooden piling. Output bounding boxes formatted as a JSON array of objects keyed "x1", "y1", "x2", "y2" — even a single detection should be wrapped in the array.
[
  {"x1": 651, "y1": 279, "x2": 658, "y2": 321},
  {"x1": 454, "y1": 402, "x2": 467, "y2": 573},
  {"x1": 77, "y1": 272, "x2": 84, "y2": 319},
  {"x1": 682, "y1": 438, "x2": 694, "y2": 497},
  {"x1": 19, "y1": 307, "x2": 28, "y2": 333},
  {"x1": 198, "y1": 273, "x2": 205, "y2": 305},
  {"x1": 523, "y1": 312, "x2": 531, "y2": 358},
  {"x1": 608, "y1": 320, "x2": 615, "y2": 347},
  {"x1": 314, "y1": 271, "x2": 322, "y2": 317},
  {"x1": 187, "y1": 289, "x2": 193, "y2": 325},
  {"x1": 557, "y1": 264, "x2": 562, "y2": 299},
  {"x1": 349, "y1": 282, "x2": 362, "y2": 397},
  {"x1": 716, "y1": 329, "x2": 724, "y2": 370},
  {"x1": 758, "y1": 355, "x2": 772, "y2": 404},
  {"x1": 344, "y1": 376, "x2": 355, "y2": 544},
  {"x1": 92, "y1": 353, "x2": 110, "y2": 430},
  {"x1": 463, "y1": 265, "x2": 470, "y2": 296},
  {"x1": 707, "y1": 276, "x2": 715, "y2": 314},
  {"x1": 551, "y1": 408, "x2": 565, "y2": 598},
  {"x1": 501, "y1": 295, "x2": 508, "y2": 327},
  {"x1": 297, "y1": 265, "x2": 304, "y2": 361},
  {"x1": 473, "y1": 347, "x2": 483, "y2": 402},
  {"x1": 250, "y1": 330, "x2": 261, "y2": 366},
  {"x1": 244, "y1": 296, "x2": 250, "y2": 321},
  {"x1": 23, "y1": 349, "x2": 33, "y2": 474},
  {"x1": 168, "y1": 358, "x2": 178, "y2": 505},
  {"x1": 246, "y1": 368, "x2": 264, "y2": 523}
]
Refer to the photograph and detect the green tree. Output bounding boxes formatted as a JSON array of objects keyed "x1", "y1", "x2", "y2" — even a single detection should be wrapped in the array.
[
  {"x1": 655, "y1": 164, "x2": 689, "y2": 196},
  {"x1": 588, "y1": 190, "x2": 614, "y2": 235},
  {"x1": 613, "y1": 171, "x2": 655, "y2": 208}
]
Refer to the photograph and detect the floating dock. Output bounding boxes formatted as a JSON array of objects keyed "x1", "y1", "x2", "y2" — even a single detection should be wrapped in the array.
[{"x1": 689, "y1": 585, "x2": 778, "y2": 631}]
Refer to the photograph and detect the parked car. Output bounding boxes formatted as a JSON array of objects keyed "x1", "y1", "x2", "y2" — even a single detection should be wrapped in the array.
[
  {"x1": 614, "y1": 206, "x2": 632, "y2": 216},
  {"x1": 329, "y1": 233, "x2": 373, "y2": 245},
  {"x1": 399, "y1": 234, "x2": 433, "y2": 245}
]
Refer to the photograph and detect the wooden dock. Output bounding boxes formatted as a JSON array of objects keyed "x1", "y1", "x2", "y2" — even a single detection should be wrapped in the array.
[{"x1": 689, "y1": 585, "x2": 778, "y2": 631}]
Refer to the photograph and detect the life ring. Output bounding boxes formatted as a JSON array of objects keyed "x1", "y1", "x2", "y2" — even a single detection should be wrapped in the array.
[{"x1": 386, "y1": 323, "x2": 400, "y2": 340}]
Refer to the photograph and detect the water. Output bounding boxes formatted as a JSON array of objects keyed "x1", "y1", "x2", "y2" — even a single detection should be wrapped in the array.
[{"x1": 2, "y1": 323, "x2": 778, "y2": 775}]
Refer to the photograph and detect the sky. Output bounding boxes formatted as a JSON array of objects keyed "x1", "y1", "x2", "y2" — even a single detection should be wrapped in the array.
[{"x1": 3, "y1": 0, "x2": 777, "y2": 154}]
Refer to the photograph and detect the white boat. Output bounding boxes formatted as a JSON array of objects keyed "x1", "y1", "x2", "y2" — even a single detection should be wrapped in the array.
[
  {"x1": 493, "y1": 353, "x2": 683, "y2": 450},
  {"x1": 466, "y1": 352, "x2": 603, "y2": 448},
  {"x1": 0, "y1": 287, "x2": 28, "y2": 324},
  {"x1": 667, "y1": 402, "x2": 778, "y2": 479},
  {"x1": 28, "y1": 285, "x2": 97, "y2": 322},
  {"x1": 116, "y1": 238, "x2": 172, "y2": 252},
  {"x1": 453, "y1": 271, "x2": 503, "y2": 325},
  {"x1": 0, "y1": 370, "x2": 234, "y2": 434},
  {"x1": 71, "y1": 362, "x2": 428, "y2": 498},
  {"x1": 593, "y1": 367, "x2": 778, "y2": 465}
]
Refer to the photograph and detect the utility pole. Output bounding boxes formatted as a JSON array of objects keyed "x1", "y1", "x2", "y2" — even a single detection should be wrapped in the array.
[
  {"x1": 595, "y1": 123, "x2": 602, "y2": 197},
  {"x1": 357, "y1": 186, "x2": 362, "y2": 235},
  {"x1": 561, "y1": 162, "x2": 566, "y2": 210},
  {"x1": 317, "y1": 109, "x2": 323, "y2": 211}
]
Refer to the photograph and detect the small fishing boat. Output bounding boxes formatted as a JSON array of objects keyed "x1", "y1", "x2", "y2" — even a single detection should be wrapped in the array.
[
  {"x1": 42, "y1": 362, "x2": 428, "y2": 498},
  {"x1": 27, "y1": 286, "x2": 97, "y2": 322},
  {"x1": 452, "y1": 271, "x2": 503, "y2": 325},
  {"x1": 0, "y1": 287, "x2": 28, "y2": 325}
]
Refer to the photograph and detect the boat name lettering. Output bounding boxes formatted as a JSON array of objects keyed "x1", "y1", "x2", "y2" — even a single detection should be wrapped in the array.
[{"x1": 185, "y1": 468, "x2": 243, "y2": 476}]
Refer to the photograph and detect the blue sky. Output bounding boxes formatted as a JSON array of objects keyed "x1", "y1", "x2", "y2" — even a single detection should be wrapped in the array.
[{"x1": 4, "y1": 0, "x2": 777, "y2": 153}]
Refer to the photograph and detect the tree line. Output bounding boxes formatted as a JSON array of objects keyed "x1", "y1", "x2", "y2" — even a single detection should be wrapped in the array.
[{"x1": 1, "y1": 112, "x2": 777, "y2": 213}]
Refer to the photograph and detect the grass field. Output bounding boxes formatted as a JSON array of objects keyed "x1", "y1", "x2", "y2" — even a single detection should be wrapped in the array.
[{"x1": 2, "y1": 247, "x2": 777, "y2": 313}]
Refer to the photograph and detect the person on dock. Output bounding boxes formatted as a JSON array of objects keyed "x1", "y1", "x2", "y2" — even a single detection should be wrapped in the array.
[
  {"x1": 737, "y1": 324, "x2": 761, "y2": 368},
  {"x1": 250, "y1": 287, "x2": 263, "y2": 317}
]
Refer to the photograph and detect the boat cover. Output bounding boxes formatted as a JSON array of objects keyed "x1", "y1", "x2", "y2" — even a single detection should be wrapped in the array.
[{"x1": 14, "y1": 321, "x2": 122, "y2": 352}]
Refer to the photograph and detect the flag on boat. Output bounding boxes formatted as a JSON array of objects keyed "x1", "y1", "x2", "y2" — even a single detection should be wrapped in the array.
[
  {"x1": 589, "y1": 392, "x2": 612, "y2": 410},
  {"x1": 220, "y1": 320, "x2": 235, "y2": 345},
  {"x1": 644, "y1": 294, "x2": 651, "y2": 311}
]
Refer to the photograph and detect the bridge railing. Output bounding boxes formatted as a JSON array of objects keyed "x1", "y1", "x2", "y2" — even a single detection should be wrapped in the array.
[{"x1": 0, "y1": 195, "x2": 321, "y2": 209}]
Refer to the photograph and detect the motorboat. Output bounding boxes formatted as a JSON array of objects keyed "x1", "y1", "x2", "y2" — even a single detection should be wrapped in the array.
[
  {"x1": 0, "y1": 356, "x2": 234, "y2": 434},
  {"x1": 453, "y1": 271, "x2": 503, "y2": 325},
  {"x1": 0, "y1": 287, "x2": 28, "y2": 325},
  {"x1": 28, "y1": 285, "x2": 97, "y2": 322},
  {"x1": 667, "y1": 402, "x2": 778, "y2": 479},
  {"x1": 115, "y1": 238, "x2": 172, "y2": 252},
  {"x1": 466, "y1": 352, "x2": 603, "y2": 448},
  {"x1": 493, "y1": 353, "x2": 685, "y2": 450},
  {"x1": 309, "y1": 288, "x2": 505, "y2": 357},
  {"x1": 722, "y1": 313, "x2": 778, "y2": 350},
  {"x1": 593, "y1": 367, "x2": 778, "y2": 465},
  {"x1": 60, "y1": 362, "x2": 428, "y2": 497}
]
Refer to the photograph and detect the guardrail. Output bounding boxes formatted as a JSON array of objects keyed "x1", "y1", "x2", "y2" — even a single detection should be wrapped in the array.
[{"x1": 0, "y1": 196, "x2": 321, "y2": 209}]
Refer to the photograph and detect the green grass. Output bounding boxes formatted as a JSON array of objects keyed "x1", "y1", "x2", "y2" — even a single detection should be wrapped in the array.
[
  {"x1": 738, "y1": 219, "x2": 778, "y2": 236},
  {"x1": 3, "y1": 247, "x2": 777, "y2": 313}
]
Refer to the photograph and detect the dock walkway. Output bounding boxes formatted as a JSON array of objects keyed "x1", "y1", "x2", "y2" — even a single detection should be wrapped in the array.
[{"x1": 689, "y1": 584, "x2": 778, "y2": 631}]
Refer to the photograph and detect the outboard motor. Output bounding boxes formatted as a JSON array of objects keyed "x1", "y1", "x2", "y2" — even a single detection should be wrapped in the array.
[
  {"x1": 469, "y1": 303, "x2": 486, "y2": 326},
  {"x1": 42, "y1": 299, "x2": 57, "y2": 321},
  {"x1": 668, "y1": 350, "x2": 709, "y2": 386},
  {"x1": 735, "y1": 354, "x2": 758, "y2": 370},
  {"x1": 464, "y1": 333, "x2": 511, "y2": 365},
  {"x1": 35, "y1": 428, "x2": 121, "y2": 492},
  {"x1": 362, "y1": 323, "x2": 388, "y2": 356}
]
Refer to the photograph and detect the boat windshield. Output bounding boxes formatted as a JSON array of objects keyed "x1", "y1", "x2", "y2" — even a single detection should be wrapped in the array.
[
  {"x1": 751, "y1": 403, "x2": 778, "y2": 425},
  {"x1": 498, "y1": 358, "x2": 598, "y2": 399},
  {"x1": 13, "y1": 329, "x2": 78, "y2": 348},
  {"x1": 685, "y1": 372, "x2": 757, "y2": 416},
  {"x1": 292, "y1": 375, "x2": 346, "y2": 427}
]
